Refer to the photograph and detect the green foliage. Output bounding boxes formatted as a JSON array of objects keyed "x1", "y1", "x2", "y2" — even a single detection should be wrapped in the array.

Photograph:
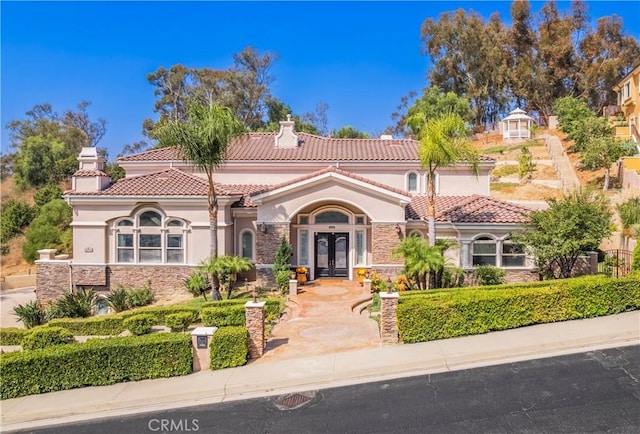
[
  {"x1": 403, "y1": 86, "x2": 473, "y2": 137},
  {"x1": 330, "y1": 125, "x2": 370, "y2": 139},
  {"x1": 123, "y1": 314, "x2": 157, "y2": 336},
  {"x1": 512, "y1": 188, "x2": 613, "y2": 279},
  {"x1": 581, "y1": 137, "x2": 636, "y2": 190},
  {"x1": 165, "y1": 312, "x2": 194, "y2": 332},
  {"x1": 491, "y1": 165, "x2": 519, "y2": 177},
  {"x1": 617, "y1": 197, "x2": 640, "y2": 240},
  {"x1": 52, "y1": 287, "x2": 97, "y2": 318},
  {"x1": 107, "y1": 288, "x2": 129, "y2": 313},
  {"x1": 21, "y1": 326, "x2": 74, "y2": 351},
  {"x1": 273, "y1": 236, "x2": 293, "y2": 290},
  {"x1": 397, "y1": 276, "x2": 640, "y2": 343},
  {"x1": 47, "y1": 316, "x2": 125, "y2": 335},
  {"x1": 0, "y1": 327, "x2": 31, "y2": 345},
  {"x1": 13, "y1": 135, "x2": 76, "y2": 190},
  {"x1": 633, "y1": 243, "x2": 640, "y2": 271},
  {"x1": 0, "y1": 333, "x2": 192, "y2": 399},
  {"x1": 120, "y1": 305, "x2": 199, "y2": 326},
  {"x1": 210, "y1": 326, "x2": 249, "y2": 370},
  {"x1": 22, "y1": 198, "x2": 72, "y2": 263},
  {"x1": 33, "y1": 184, "x2": 63, "y2": 207},
  {"x1": 0, "y1": 199, "x2": 35, "y2": 248},
  {"x1": 518, "y1": 147, "x2": 535, "y2": 183},
  {"x1": 393, "y1": 235, "x2": 444, "y2": 290},
  {"x1": 201, "y1": 255, "x2": 252, "y2": 299},
  {"x1": 474, "y1": 265, "x2": 506, "y2": 286},
  {"x1": 200, "y1": 298, "x2": 283, "y2": 318},
  {"x1": 12, "y1": 300, "x2": 47, "y2": 328},
  {"x1": 201, "y1": 305, "x2": 246, "y2": 327},
  {"x1": 103, "y1": 162, "x2": 125, "y2": 181},
  {"x1": 369, "y1": 273, "x2": 389, "y2": 293},
  {"x1": 184, "y1": 271, "x2": 211, "y2": 300},
  {"x1": 554, "y1": 96, "x2": 594, "y2": 137},
  {"x1": 124, "y1": 283, "x2": 155, "y2": 308}
]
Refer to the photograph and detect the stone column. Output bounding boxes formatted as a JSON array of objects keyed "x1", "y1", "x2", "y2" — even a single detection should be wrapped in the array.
[
  {"x1": 191, "y1": 327, "x2": 218, "y2": 371},
  {"x1": 380, "y1": 292, "x2": 400, "y2": 343},
  {"x1": 245, "y1": 301, "x2": 266, "y2": 358},
  {"x1": 289, "y1": 279, "x2": 298, "y2": 297},
  {"x1": 363, "y1": 278, "x2": 372, "y2": 293}
]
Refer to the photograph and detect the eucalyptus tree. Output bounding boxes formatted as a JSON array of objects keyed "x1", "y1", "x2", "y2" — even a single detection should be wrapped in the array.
[
  {"x1": 419, "y1": 113, "x2": 479, "y2": 246},
  {"x1": 155, "y1": 101, "x2": 244, "y2": 299}
]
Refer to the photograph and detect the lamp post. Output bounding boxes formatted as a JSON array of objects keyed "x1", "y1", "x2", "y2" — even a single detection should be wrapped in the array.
[{"x1": 386, "y1": 277, "x2": 393, "y2": 293}]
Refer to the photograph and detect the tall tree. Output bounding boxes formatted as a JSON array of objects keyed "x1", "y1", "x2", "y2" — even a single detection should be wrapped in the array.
[
  {"x1": 419, "y1": 113, "x2": 479, "y2": 245},
  {"x1": 581, "y1": 137, "x2": 636, "y2": 191},
  {"x1": 155, "y1": 101, "x2": 245, "y2": 299},
  {"x1": 512, "y1": 188, "x2": 613, "y2": 279},
  {"x1": 400, "y1": 86, "x2": 472, "y2": 138},
  {"x1": 331, "y1": 125, "x2": 370, "y2": 139}
]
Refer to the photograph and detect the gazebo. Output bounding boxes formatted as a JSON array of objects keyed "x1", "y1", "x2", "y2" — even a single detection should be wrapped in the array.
[{"x1": 502, "y1": 108, "x2": 533, "y2": 140}]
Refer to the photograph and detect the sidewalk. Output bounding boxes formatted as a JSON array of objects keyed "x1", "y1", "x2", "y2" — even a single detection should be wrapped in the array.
[{"x1": 1, "y1": 311, "x2": 638, "y2": 432}]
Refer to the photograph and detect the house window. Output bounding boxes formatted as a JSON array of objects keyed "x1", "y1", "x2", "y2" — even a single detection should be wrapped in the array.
[
  {"x1": 95, "y1": 297, "x2": 109, "y2": 315},
  {"x1": 472, "y1": 237, "x2": 497, "y2": 266},
  {"x1": 315, "y1": 210, "x2": 349, "y2": 224},
  {"x1": 407, "y1": 172, "x2": 418, "y2": 192},
  {"x1": 299, "y1": 215, "x2": 309, "y2": 225},
  {"x1": 299, "y1": 230, "x2": 309, "y2": 266},
  {"x1": 502, "y1": 241, "x2": 526, "y2": 267},
  {"x1": 114, "y1": 210, "x2": 187, "y2": 264},
  {"x1": 355, "y1": 216, "x2": 365, "y2": 225},
  {"x1": 240, "y1": 230, "x2": 254, "y2": 260},
  {"x1": 623, "y1": 81, "x2": 631, "y2": 100},
  {"x1": 356, "y1": 230, "x2": 366, "y2": 265}
]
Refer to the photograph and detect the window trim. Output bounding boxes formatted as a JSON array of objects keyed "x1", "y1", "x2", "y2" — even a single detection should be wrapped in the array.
[
  {"x1": 406, "y1": 171, "x2": 419, "y2": 193},
  {"x1": 239, "y1": 229, "x2": 255, "y2": 261},
  {"x1": 472, "y1": 236, "x2": 497, "y2": 266}
]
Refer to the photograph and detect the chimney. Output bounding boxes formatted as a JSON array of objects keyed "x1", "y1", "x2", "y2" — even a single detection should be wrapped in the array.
[
  {"x1": 72, "y1": 147, "x2": 111, "y2": 192},
  {"x1": 275, "y1": 114, "x2": 299, "y2": 148},
  {"x1": 380, "y1": 134, "x2": 393, "y2": 140}
]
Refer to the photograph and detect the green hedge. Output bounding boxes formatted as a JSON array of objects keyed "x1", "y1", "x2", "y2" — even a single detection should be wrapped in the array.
[
  {"x1": 399, "y1": 279, "x2": 557, "y2": 299},
  {"x1": 165, "y1": 312, "x2": 194, "y2": 332},
  {"x1": 201, "y1": 305, "x2": 245, "y2": 327},
  {"x1": 21, "y1": 327, "x2": 75, "y2": 351},
  {"x1": 0, "y1": 328, "x2": 30, "y2": 345},
  {"x1": 121, "y1": 306, "x2": 200, "y2": 325},
  {"x1": 47, "y1": 316, "x2": 125, "y2": 336},
  {"x1": 123, "y1": 314, "x2": 157, "y2": 336},
  {"x1": 0, "y1": 333, "x2": 192, "y2": 399},
  {"x1": 397, "y1": 276, "x2": 640, "y2": 344},
  {"x1": 210, "y1": 326, "x2": 248, "y2": 370}
]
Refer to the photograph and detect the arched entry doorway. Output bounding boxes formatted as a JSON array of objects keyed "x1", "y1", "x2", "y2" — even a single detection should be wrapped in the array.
[{"x1": 291, "y1": 204, "x2": 370, "y2": 281}]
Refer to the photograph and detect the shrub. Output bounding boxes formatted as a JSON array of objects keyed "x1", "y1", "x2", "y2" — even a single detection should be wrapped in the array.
[
  {"x1": 200, "y1": 298, "x2": 284, "y2": 319},
  {"x1": 53, "y1": 287, "x2": 97, "y2": 318},
  {"x1": 272, "y1": 236, "x2": 293, "y2": 290},
  {"x1": 13, "y1": 300, "x2": 47, "y2": 328},
  {"x1": 210, "y1": 326, "x2": 248, "y2": 370},
  {"x1": 184, "y1": 272, "x2": 211, "y2": 300},
  {"x1": 0, "y1": 327, "x2": 30, "y2": 345},
  {"x1": 396, "y1": 275, "x2": 640, "y2": 344},
  {"x1": 201, "y1": 305, "x2": 245, "y2": 327},
  {"x1": 123, "y1": 314, "x2": 157, "y2": 336},
  {"x1": 474, "y1": 265, "x2": 506, "y2": 286},
  {"x1": 107, "y1": 288, "x2": 129, "y2": 313},
  {"x1": 47, "y1": 316, "x2": 125, "y2": 336},
  {"x1": 0, "y1": 199, "x2": 35, "y2": 244},
  {"x1": 125, "y1": 283, "x2": 155, "y2": 308},
  {"x1": 33, "y1": 184, "x2": 63, "y2": 207},
  {"x1": 633, "y1": 243, "x2": 640, "y2": 271},
  {"x1": 166, "y1": 312, "x2": 194, "y2": 332},
  {"x1": 121, "y1": 306, "x2": 199, "y2": 325},
  {"x1": 0, "y1": 333, "x2": 192, "y2": 399},
  {"x1": 21, "y1": 326, "x2": 75, "y2": 351}
]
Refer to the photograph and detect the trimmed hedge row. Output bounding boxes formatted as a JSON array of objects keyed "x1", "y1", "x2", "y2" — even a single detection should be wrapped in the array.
[
  {"x1": 201, "y1": 305, "x2": 245, "y2": 327},
  {"x1": 0, "y1": 333, "x2": 192, "y2": 399},
  {"x1": 397, "y1": 276, "x2": 640, "y2": 343},
  {"x1": 201, "y1": 299, "x2": 283, "y2": 322},
  {"x1": 47, "y1": 316, "x2": 125, "y2": 336},
  {"x1": 121, "y1": 306, "x2": 200, "y2": 325},
  {"x1": 0, "y1": 327, "x2": 30, "y2": 345},
  {"x1": 399, "y1": 279, "x2": 558, "y2": 299},
  {"x1": 21, "y1": 327, "x2": 75, "y2": 351},
  {"x1": 123, "y1": 314, "x2": 157, "y2": 336},
  {"x1": 210, "y1": 326, "x2": 248, "y2": 370}
]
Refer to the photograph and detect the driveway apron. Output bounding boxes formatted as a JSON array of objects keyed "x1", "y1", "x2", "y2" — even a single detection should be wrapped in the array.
[{"x1": 257, "y1": 281, "x2": 381, "y2": 362}]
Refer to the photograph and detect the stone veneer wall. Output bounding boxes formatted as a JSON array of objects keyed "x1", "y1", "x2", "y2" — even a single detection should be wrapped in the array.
[
  {"x1": 255, "y1": 223, "x2": 289, "y2": 286},
  {"x1": 371, "y1": 223, "x2": 404, "y2": 280},
  {"x1": 35, "y1": 261, "x2": 193, "y2": 305}
]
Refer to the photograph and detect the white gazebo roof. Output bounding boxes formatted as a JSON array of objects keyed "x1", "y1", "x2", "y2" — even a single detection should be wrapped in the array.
[{"x1": 502, "y1": 108, "x2": 533, "y2": 121}]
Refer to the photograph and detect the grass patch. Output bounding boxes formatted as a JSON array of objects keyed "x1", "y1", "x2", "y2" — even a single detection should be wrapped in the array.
[
  {"x1": 484, "y1": 145, "x2": 508, "y2": 154},
  {"x1": 491, "y1": 165, "x2": 519, "y2": 177},
  {"x1": 489, "y1": 182, "x2": 517, "y2": 192}
]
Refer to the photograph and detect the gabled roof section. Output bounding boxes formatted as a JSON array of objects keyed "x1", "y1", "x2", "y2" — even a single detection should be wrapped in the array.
[
  {"x1": 118, "y1": 134, "x2": 495, "y2": 163},
  {"x1": 249, "y1": 166, "x2": 410, "y2": 205},
  {"x1": 407, "y1": 195, "x2": 531, "y2": 224}
]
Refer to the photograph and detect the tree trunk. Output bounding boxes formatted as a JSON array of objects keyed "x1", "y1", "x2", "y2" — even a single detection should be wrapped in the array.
[
  {"x1": 603, "y1": 168, "x2": 610, "y2": 191},
  {"x1": 427, "y1": 171, "x2": 436, "y2": 247},
  {"x1": 207, "y1": 174, "x2": 222, "y2": 301}
]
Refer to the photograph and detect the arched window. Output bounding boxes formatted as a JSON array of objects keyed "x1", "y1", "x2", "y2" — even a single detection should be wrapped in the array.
[
  {"x1": 114, "y1": 210, "x2": 186, "y2": 264},
  {"x1": 240, "y1": 230, "x2": 254, "y2": 260},
  {"x1": 95, "y1": 297, "x2": 109, "y2": 315},
  {"x1": 407, "y1": 172, "x2": 418, "y2": 193},
  {"x1": 472, "y1": 236, "x2": 497, "y2": 266},
  {"x1": 314, "y1": 210, "x2": 350, "y2": 224}
]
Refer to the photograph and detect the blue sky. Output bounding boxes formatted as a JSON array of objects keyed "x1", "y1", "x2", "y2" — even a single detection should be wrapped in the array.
[{"x1": 2, "y1": 1, "x2": 639, "y2": 160}]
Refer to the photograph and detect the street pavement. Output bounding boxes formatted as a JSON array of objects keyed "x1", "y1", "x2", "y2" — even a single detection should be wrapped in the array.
[
  {"x1": 0, "y1": 287, "x2": 36, "y2": 328},
  {"x1": 0, "y1": 281, "x2": 639, "y2": 432}
]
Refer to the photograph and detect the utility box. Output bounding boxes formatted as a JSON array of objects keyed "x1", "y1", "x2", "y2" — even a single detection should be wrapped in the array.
[{"x1": 191, "y1": 326, "x2": 218, "y2": 371}]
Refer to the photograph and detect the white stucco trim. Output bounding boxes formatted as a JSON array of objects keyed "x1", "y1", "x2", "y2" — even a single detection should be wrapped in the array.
[{"x1": 70, "y1": 222, "x2": 108, "y2": 227}]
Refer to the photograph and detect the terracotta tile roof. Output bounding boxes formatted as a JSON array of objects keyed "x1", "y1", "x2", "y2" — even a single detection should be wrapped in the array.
[
  {"x1": 117, "y1": 147, "x2": 183, "y2": 162},
  {"x1": 118, "y1": 133, "x2": 495, "y2": 163},
  {"x1": 73, "y1": 169, "x2": 109, "y2": 177},
  {"x1": 66, "y1": 169, "x2": 269, "y2": 199},
  {"x1": 253, "y1": 165, "x2": 409, "y2": 197},
  {"x1": 407, "y1": 195, "x2": 531, "y2": 224}
]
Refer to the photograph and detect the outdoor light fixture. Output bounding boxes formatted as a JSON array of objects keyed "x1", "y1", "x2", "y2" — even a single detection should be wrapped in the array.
[
  {"x1": 395, "y1": 224, "x2": 402, "y2": 235},
  {"x1": 386, "y1": 277, "x2": 393, "y2": 293},
  {"x1": 259, "y1": 222, "x2": 267, "y2": 233}
]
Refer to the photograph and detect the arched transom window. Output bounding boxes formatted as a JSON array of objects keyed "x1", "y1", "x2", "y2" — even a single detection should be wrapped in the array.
[
  {"x1": 114, "y1": 210, "x2": 186, "y2": 264},
  {"x1": 314, "y1": 210, "x2": 350, "y2": 224}
]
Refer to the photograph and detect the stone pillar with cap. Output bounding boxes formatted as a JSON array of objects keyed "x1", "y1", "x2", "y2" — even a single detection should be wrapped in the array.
[
  {"x1": 245, "y1": 300, "x2": 266, "y2": 358},
  {"x1": 380, "y1": 291, "x2": 400, "y2": 343}
]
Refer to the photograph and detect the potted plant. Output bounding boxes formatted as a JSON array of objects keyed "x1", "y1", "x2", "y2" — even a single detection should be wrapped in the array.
[
  {"x1": 296, "y1": 266, "x2": 308, "y2": 285},
  {"x1": 356, "y1": 268, "x2": 368, "y2": 285}
]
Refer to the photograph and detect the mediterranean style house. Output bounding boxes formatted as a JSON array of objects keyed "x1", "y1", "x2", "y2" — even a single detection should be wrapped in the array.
[{"x1": 36, "y1": 118, "x2": 537, "y2": 303}]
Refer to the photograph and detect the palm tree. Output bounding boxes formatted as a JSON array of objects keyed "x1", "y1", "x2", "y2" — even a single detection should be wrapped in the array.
[
  {"x1": 156, "y1": 101, "x2": 244, "y2": 300},
  {"x1": 419, "y1": 113, "x2": 479, "y2": 246},
  {"x1": 392, "y1": 235, "x2": 444, "y2": 289},
  {"x1": 201, "y1": 255, "x2": 252, "y2": 299}
]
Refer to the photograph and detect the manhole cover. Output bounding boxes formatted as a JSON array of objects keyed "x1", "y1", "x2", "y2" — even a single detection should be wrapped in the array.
[{"x1": 273, "y1": 391, "x2": 318, "y2": 411}]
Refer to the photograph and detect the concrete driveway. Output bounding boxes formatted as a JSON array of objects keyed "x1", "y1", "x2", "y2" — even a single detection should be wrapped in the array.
[{"x1": 1, "y1": 287, "x2": 36, "y2": 328}]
